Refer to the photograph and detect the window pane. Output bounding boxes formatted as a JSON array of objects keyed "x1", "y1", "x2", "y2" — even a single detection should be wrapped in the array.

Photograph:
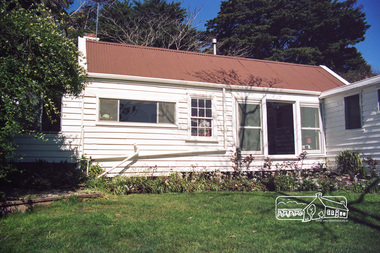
[
  {"x1": 199, "y1": 108, "x2": 205, "y2": 117},
  {"x1": 239, "y1": 128, "x2": 261, "y2": 151},
  {"x1": 199, "y1": 119, "x2": 212, "y2": 137},
  {"x1": 159, "y1": 102, "x2": 175, "y2": 124},
  {"x1": 239, "y1": 103, "x2": 260, "y2": 127},
  {"x1": 344, "y1": 95, "x2": 361, "y2": 129},
  {"x1": 302, "y1": 130, "x2": 320, "y2": 150},
  {"x1": 206, "y1": 100, "x2": 212, "y2": 108},
  {"x1": 191, "y1": 99, "x2": 197, "y2": 107},
  {"x1": 301, "y1": 107, "x2": 319, "y2": 128},
  {"x1": 206, "y1": 109, "x2": 211, "y2": 117},
  {"x1": 191, "y1": 108, "x2": 197, "y2": 117},
  {"x1": 120, "y1": 100, "x2": 156, "y2": 123},
  {"x1": 99, "y1": 99, "x2": 118, "y2": 121}
]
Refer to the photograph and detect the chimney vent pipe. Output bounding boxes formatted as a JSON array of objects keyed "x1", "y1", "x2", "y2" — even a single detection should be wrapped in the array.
[{"x1": 212, "y1": 38, "x2": 217, "y2": 55}]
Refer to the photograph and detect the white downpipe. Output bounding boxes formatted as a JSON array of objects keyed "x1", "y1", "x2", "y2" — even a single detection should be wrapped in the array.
[
  {"x1": 97, "y1": 144, "x2": 139, "y2": 178},
  {"x1": 223, "y1": 88, "x2": 227, "y2": 150},
  {"x1": 95, "y1": 145, "x2": 227, "y2": 177}
]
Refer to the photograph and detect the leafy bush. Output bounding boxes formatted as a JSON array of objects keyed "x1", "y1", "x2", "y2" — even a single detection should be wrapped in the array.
[
  {"x1": 336, "y1": 150, "x2": 366, "y2": 180},
  {"x1": 0, "y1": 160, "x2": 85, "y2": 195},
  {"x1": 80, "y1": 155, "x2": 104, "y2": 178}
]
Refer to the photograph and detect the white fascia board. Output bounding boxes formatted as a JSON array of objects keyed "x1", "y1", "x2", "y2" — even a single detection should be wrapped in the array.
[
  {"x1": 87, "y1": 72, "x2": 321, "y2": 96},
  {"x1": 320, "y1": 75, "x2": 380, "y2": 99},
  {"x1": 320, "y1": 65, "x2": 350, "y2": 85}
]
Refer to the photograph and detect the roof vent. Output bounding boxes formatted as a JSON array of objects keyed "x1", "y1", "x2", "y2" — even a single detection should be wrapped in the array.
[{"x1": 212, "y1": 38, "x2": 217, "y2": 55}]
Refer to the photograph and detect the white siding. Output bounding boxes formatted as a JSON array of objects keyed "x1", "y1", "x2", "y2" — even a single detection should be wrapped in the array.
[
  {"x1": 323, "y1": 81, "x2": 380, "y2": 169},
  {"x1": 15, "y1": 78, "x2": 329, "y2": 176},
  {"x1": 82, "y1": 80, "x2": 234, "y2": 174}
]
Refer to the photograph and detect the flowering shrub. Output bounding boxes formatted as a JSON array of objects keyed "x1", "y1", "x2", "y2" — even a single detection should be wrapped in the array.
[{"x1": 84, "y1": 151, "x2": 379, "y2": 194}]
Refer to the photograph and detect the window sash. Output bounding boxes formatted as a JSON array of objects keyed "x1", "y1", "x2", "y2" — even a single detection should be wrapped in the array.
[
  {"x1": 301, "y1": 106, "x2": 321, "y2": 151},
  {"x1": 191, "y1": 98, "x2": 213, "y2": 137},
  {"x1": 238, "y1": 103, "x2": 261, "y2": 151},
  {"x1": 99, "y1": 98, "x2": 175, "y2": 124}
]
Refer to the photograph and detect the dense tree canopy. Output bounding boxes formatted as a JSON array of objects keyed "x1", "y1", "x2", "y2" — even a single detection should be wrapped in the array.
[
  {"x1": 205, "y1": 0, "x2": 372, "y2": 80},
  {"x1": 70, "y1": 0, "x2": 200, "y2": 51},
  {"x1": 0, "y1": 1, "x2": 86, "y2": 171}
]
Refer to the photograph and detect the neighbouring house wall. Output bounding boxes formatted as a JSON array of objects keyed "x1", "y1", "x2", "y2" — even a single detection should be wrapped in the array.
[{"x1": 323, "y1": 78, "x2": 380, "y2": 170}]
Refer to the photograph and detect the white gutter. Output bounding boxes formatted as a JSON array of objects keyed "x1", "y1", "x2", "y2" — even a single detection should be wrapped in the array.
[{"x1": 87, "y1": 72, "x2": 322, "y2": 96}]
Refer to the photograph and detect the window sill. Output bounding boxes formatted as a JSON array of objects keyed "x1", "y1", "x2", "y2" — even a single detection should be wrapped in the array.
[
  {"x1": 96, "y1": 121, "x2": 178, "y2": 128},
  {"x1": 345, "y1": 127, "x2": 364, "y2": 131},
  {"x1": 240, "y1": 150, "x2": 263, "y2": 155},
  {"x1": 185, "y1": 137, "x2": 219, "y2": 143}
]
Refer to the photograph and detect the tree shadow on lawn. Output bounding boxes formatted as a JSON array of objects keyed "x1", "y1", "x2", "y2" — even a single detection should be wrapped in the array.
[{"x1": 346, "y1": 178, "x2": 380, "y2": 231}]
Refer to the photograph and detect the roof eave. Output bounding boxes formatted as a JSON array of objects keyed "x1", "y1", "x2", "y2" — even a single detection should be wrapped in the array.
[{"x1": 320, "y1": 75, "x2": 380, "y2": 99}]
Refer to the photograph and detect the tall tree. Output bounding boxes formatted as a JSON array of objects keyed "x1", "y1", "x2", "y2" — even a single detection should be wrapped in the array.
[
  {"x1": 17, "y1": 0, "x2": 73, "y2": 19},
  {"x1": 205, "y1": 0, "x2": 373, "y2": 80},
  {"x1": 0, "y1": 1, "x2": 86, "y2": 174},
  {"x1": 97, "y1": 0, "x2": 200, "y2": 51}
]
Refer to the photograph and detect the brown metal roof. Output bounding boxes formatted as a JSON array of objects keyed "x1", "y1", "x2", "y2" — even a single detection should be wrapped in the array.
[{"x1": 86, "y1": 40, "x2": 345, "y2": 92}]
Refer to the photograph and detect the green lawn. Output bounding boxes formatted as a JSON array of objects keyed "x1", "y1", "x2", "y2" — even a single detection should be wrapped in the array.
[{"x1": 1, "y1": 192, "x2": 379, "y2": 252}]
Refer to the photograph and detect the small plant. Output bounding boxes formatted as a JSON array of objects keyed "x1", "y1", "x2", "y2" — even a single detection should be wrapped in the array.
[
  {"x1": 80, "y1": 155, "x2": 104, "y2": 177},
  {"x1": 363, "y1": 155, "x2": 378, "y2": 178},
  {"x1": 336, "y1": 150, "x2": 366, "y2": 181},
  {"x1": 231, "y1": 148, "x2": 255, "y2": 174}
]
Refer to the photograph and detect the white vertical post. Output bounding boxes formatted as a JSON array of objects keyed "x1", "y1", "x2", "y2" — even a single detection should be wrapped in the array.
[{"x1": 212, "y1": 38, "x2": 217, "y2": 55}]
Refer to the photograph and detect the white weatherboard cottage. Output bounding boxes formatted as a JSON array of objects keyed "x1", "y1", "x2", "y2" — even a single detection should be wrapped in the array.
[{"x1": 14, "y1": 37, "x2": 380, "y2": 176}]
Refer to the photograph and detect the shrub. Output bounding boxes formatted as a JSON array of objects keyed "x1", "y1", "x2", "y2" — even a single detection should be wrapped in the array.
[
  {"x1": 80, "y1": 155, "x2": 104, "y2": 178},
  {"x1": 0, "y1": 160, "x2": 85, "y2": 194},
  {"x1": 363, "y1": 155, "x2": 378, "y2": 178},
  {"x1": 336, "y1": 150, "x2": 366, "y2": 180}
]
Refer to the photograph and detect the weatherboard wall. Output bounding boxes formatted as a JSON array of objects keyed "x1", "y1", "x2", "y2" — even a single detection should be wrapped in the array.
[
  {"x1": 323, "y1": 77, "x2": 380, "y2": 168},
  {"x1": 74, "y1": 78, "x2": 327, "y2": 175},
  {"x1": 77, "y1": 78, "x2": 235, "y2": 175},
  {"x1": 13, "y1": 77, "x2": 330, "y2": 175}
]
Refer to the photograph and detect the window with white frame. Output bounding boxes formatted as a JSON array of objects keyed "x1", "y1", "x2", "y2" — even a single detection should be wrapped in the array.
[
  {"x1": 99, "y1": 98, "x2": 175, "y2": 124},
  {"x1": 191, "y1": 98, "x2": 212, "y2": 137},
  {"x1": 238, "y1": 103, "x2": 261, "y2": 151},
  {"x1": 301, "y1": 106, "x2": 321, "y2": 151},
  {"x1": 344, "y1": 94, "x2": 361, "y2": 129}
]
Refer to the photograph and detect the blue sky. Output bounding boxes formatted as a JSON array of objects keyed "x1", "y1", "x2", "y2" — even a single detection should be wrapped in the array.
[{"x1": 70, "y1": 0, "x2": 380, "y2": 72}]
